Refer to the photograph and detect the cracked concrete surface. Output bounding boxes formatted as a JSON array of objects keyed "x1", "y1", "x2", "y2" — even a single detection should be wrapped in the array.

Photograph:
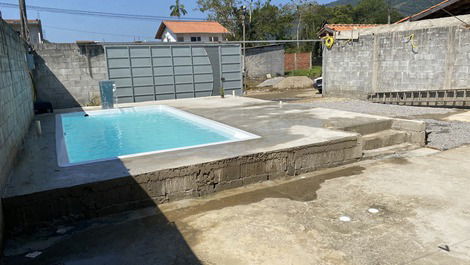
[{"x1": 3, "y1": 146, "x2": 470, "y2": 265}]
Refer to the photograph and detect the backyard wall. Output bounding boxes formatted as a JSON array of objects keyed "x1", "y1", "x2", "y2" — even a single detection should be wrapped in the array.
[
  {"x1": 245, "y1": 45, "x2": 284, "y2": 78},
  {"x1": 322, "y1": 15, "x2": 470, "y2": 98},
  {"x1": 0, "y1": 19, "x2": 34, "y2": 246},
  {"x1": 285, "y1": 52, "x2": 312, "y2": 71},
  {"x1": 33, "y1": 43, "x2": 106, "y2": 109}
]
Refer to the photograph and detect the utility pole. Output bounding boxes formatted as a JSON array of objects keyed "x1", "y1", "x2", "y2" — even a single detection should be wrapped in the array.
[
  {"x1": 295, "y1": 4, "x2": 302, "y2": 72},
  {"x1": 387, "y1": 0, "x2": 391, "y2": 24},
  {"x1": 242, "y1": 5, "x2": 246, "y2": 49},
  {"x1": 241, "y1": 5, "x2": 247, "y2": 92},
  {"x1": 249, "y1": 0, "x2": 253, "y2": 23},
  {"x1": 19, "y1": 0, "x2": 30, "y2": 42}
]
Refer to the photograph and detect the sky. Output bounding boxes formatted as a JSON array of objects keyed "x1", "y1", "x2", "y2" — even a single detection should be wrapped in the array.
[{"x1": 0, "y1": 0, "x2": 334, "y2": 42}]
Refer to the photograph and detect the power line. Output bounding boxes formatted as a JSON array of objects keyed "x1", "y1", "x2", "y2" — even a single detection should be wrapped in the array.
[
  {"x1": 0, "y1": 2, "x2": 207, "y2": 21},
  {"x1": 43, "y1": 25, "x2": 153, "y2": 39}
]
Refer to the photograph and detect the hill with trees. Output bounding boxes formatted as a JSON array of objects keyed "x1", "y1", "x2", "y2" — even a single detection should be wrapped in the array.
[{"x1": 328, "y1": 0, "x2": 443, "y2": 16}]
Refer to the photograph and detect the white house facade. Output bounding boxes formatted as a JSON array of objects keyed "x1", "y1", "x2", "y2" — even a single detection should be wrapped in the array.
[{"x1": 156, "y1": 21, "x2": 230, "y2": 43}]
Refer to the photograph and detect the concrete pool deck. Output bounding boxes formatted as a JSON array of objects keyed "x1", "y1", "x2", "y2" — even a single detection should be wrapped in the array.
[{"x1": 2, "y1": 96, "x2": 425, "y2": 233}]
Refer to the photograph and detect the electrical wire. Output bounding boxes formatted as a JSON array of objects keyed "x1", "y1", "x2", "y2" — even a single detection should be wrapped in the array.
[
  {"x1": 0, "y1": 2, "x2": 207, "y2": 21},
  {"x1": 43, "y1": 25, "x2": 153, "y2": 39},
  {"x1": 405, "y1": 34, "x2": 418, "y2": 50},
  {"x1": 441, "y1": 8, "x2": 470, "y2": 27}
]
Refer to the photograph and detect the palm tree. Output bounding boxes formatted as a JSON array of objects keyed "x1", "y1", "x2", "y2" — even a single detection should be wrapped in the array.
[{"x1": 170, "y1": 0, "x2": 188, "y2": 18}]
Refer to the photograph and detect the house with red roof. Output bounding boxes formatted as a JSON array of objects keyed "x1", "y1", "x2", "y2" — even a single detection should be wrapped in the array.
[
  {"x1": 318, "y1": 24, "x2": 380, "y2": 39},
  {"x1": 155, "y1": 20, "x2": 230, "y2": 42}
]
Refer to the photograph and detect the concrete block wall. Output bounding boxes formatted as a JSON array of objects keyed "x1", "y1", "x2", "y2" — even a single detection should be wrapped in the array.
[
  {"x1": 285, "y1": 52, "x2": 312, "y2": 71},
  {"x1": 323, "y1": 17, "x2": 470, "y2": 98},
  {"x1": 245, "y1": 45, "x2": 284, "y2": 78},
  {"x1": 33, "y1": 43, "x2": 106, "y2": 109},
  {"x1": 0, "y1": 19, "x2": 34, "y2": 244}
]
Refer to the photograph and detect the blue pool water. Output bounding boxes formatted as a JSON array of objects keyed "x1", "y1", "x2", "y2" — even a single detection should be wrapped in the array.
[{"x1": 58, "y1": 106, "x2": 247, "y2": 165}]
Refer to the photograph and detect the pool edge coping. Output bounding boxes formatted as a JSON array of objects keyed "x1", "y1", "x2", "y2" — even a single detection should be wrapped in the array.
[{"x1": 55, "y1": 105, "x2": 261, "y2": 167}]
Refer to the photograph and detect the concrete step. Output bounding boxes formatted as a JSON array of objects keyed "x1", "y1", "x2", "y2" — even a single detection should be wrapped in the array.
[
  {"x1": 363, "y1": 143, "x2": 418, "y2": 159},
  {"x1": 342, "y1": 119, "x2": 393, "y2": 135},
  {"x1": 362, "y1": 129, "x2": 408, "y2": 151}
]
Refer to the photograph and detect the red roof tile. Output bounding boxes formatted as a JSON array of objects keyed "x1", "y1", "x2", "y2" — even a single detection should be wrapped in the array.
[
  {"x1": 325, "y1": 24, "x2": 381, "y2": 31},
  {"x1": 318, "y1": 24, "x2": 380, "y2": 36},
  {"x1": 4, "y1": 19, "x2": 41, "y2": 24},
  {"x1": 156, "y1": 20, "x2": 230, "y2": 39}
]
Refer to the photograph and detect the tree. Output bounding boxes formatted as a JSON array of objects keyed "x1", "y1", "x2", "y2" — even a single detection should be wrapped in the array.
[
  {"x1": 247, "y1": 1, "x2": 293, "y2": 41},
  {"x1": 197, "y1": 0, "x2": 243, "y2": 39},
  {"x1": 197, "y1": 0, "x2": 294, "y2": 41},
  {"x1": 170, "y1": 0, "x2": 188, "y2": 18}
]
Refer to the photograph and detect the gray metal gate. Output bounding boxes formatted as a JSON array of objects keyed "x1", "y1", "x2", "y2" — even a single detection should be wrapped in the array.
[{"x1": 104, "y1": 43, "x2": 243, "y2": 103}]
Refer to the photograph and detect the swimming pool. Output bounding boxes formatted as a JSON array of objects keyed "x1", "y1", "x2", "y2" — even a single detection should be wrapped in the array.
[{"x1": 56, "y1": 105, "x2": 260, "y2": 167}]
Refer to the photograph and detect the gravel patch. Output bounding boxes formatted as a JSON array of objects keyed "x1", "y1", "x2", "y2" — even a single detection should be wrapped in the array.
[
  {"x1": 422, "y1": 119, "x2": 470, "y2": 150},
  {"x1": 256, "y1": 77, "x2": 285, "y2": 88},
  {"x1": 308, "y1": 99, "x2": 455, "y2": 118}
]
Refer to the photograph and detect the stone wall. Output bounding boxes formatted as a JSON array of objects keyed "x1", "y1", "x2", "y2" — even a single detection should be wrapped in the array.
[
  {"x1": 245, "y1": 45, "x2": 284, "y2": 78},
  {"x1": 285, "y1": 52, "x2": 312, "y2": 71},
  {"x1": 322, "y1": 15, "x2": 470, "y2": 98},
  {"x1": 33, "y1": 43, "x2": 106, "y2": 109},
  {"x1": 0, "y1": 19, "x2": 34, "y2": 245}
]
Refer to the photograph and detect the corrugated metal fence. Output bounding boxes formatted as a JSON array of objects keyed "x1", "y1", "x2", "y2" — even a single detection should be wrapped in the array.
[{"x1": 104, "y1": 43, "x2": 242, "y2": 103}]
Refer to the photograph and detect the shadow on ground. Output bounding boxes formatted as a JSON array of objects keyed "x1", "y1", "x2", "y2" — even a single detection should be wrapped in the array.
[
  {"x1": 2, "y1": 109, "x2": 202, "y2": 264},
  {"x1": 2, "y1": 165, "x2": 366, "y2": 265}
]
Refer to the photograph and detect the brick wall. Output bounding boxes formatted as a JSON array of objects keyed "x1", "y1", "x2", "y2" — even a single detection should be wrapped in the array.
[
  {"x1": 322, "y1": 15, "x2": 470, "y2": 98},
  {"x1": 0, "y1": 19, "x2": 34, "y2": 246},
  {"x1": 285, "y1": 52, "x2": 312, "y2": 71},
  {"x1": 33, "y1": 43, "x2": 107, "y2": 109}
]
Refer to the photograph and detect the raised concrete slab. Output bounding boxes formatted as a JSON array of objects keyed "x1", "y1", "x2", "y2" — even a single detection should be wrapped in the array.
[
  {"x1": 5, "y1": 97, "x2": 360, "y2": 197},
  {"x1": 2, "y1": 96, "x2": 425, "y2": 233}
]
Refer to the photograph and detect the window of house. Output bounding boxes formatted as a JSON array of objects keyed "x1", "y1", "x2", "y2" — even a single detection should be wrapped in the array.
[
  {"x1": 190, "y1": 36, "x2": 201, "y2": 42},
  {"x1": 177, "y1": 36, "x2": 184, "y2": 42},
  {"x1": 209, "y1": 36, "x2": 219, "y2": 42}
]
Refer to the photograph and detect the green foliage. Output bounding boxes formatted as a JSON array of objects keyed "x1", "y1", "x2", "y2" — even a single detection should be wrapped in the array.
[
  {"x1": 170, "y1": 0, "x2": 188, "y2": 18},
  {"x1": 328, "y1": 0, "x2": 443, "y2": 16},
  {"x1": 286, "y1": 66, "x2": 322, "y2": 78},
  {"x1": 196, "y1": 0, "x2": 406, "y2": 55},
  {"x1": 247, "y1": 1, "x2": 293, "y2": 41},
  {"x1": 196, "y1": 0, "x2": 243, "y2": 40}
]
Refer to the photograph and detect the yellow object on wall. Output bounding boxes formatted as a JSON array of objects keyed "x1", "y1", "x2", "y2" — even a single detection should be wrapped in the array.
[{"x1": 323, "y1": 36, "x2": 335, "y2": 49}]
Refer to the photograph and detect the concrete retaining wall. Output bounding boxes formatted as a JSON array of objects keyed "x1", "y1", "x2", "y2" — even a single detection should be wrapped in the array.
[
  {"x1": 323, "y1": 15, "x2": 470, "y2": 98},
  {"x1": 245, "y1": 45, "x2": 284, "y2": 78},
  {"x1": 33, "y1": 43, "x2": 106, "y2": 109},
  {"x1": 0, "y1": 19, "x2": 34, "y2": 244},
  {"x1": 4, "y1": 137, "x2": 362, "y2": 234}
]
